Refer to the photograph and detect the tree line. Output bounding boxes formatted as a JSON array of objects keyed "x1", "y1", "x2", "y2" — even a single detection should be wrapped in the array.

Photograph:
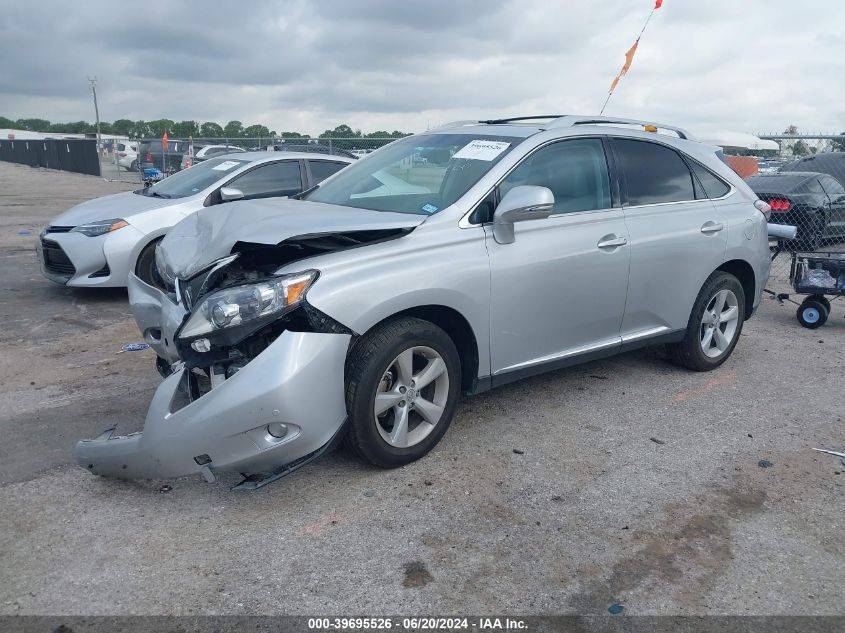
[{"x1": 0, "y1": 117, "x2": 412, "y2": 140}]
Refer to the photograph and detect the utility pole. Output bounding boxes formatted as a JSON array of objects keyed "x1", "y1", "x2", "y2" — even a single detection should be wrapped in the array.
[{"x1": 88, "y1": 77, "x2": 101, "y2": 156}]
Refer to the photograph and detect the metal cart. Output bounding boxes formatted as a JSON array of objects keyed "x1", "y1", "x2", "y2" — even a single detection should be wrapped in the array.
[{"x1": 771, "y1": 251, "x2": 845, "y2": 328}]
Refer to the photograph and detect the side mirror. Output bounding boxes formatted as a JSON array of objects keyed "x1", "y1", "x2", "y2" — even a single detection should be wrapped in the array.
[
  {"x1": 219, "y1": 187, "x2": 244, "y2": 202},
  {"x1": 492, "y1": 185, "x2": 554, "y2": 244}
]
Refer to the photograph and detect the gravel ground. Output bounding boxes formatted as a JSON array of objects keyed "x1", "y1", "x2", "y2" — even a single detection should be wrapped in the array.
[{"x1": 0, "y1": 161, "x2": 842, "y2": 616}]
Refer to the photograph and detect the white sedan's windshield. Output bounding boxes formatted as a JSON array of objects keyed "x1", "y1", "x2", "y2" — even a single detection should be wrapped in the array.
[
  {"x1": 304, "y1": 134, "x2": 518, "y2": 214},
  {"x1": 138, "y1": 157, "x2": 250, "y2": 199}
]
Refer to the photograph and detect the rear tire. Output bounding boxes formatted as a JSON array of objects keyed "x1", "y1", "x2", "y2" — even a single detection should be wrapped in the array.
[
  {"x1": 667, "y1": 271, "x2": 746, "y2": 371},
  {"x1": 797, "y1": 299, "x2": 828, "y2": 329},
  {"x1": 344, "y1": 317, "x2": 461, "y2": 468},
  {"x1": 135, "y1": 239, "x2": 166, "y2": 291},
  {"x1": 129, "y1": 159, "x2": 138, "y2": 172}
]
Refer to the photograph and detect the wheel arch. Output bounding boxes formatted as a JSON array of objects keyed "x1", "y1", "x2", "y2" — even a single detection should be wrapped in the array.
[
  {"x1": 128, "y1": 229, "x2": 168, "y2": 276},
  {"x1": 716, "y1": 259, "x2": 755, "y2": 320},
  {"x1": 357, "y1": 304, "x2": 481, "y2": 394}
]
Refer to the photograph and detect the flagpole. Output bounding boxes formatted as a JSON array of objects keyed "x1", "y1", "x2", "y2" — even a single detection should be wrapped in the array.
[{"x1": 600, "y1": 2, "x2": 661, "y2": 115}]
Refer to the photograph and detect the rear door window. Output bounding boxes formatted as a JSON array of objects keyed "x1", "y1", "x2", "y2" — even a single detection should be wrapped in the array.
[
  {"x1": 614, "y1": 139, "x2": 696, "y2": 206},
  {"x1": 308, "y1": 160, "x2": 348, "y2": 184},
  {"x1": 229, "y1": 161, "x2": 302, "y2": 199}
]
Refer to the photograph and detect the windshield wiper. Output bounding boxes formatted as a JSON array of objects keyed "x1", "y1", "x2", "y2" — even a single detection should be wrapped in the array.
[{"x1": 147, "y1": 191, "x2": 171, "y2": 198}]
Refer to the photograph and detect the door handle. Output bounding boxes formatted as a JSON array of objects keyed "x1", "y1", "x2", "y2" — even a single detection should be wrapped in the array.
[
  {"x1": 597, "y1": 235, "x2": 628, "y2": 249},
  {"x1": 701, "y1": 221, "x2": 724, "y2": 235}
]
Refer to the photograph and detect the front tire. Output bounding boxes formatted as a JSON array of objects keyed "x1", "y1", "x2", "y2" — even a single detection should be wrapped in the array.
[
  {"x1": 668, "y1": 271, "x2": 746, "y2": 371},
  {"x1": 344, "y1": 317, "x2": 461, "y2": 468},
  {"x1": 135, "y1": 239, "x2": 166, "y2": 291}
]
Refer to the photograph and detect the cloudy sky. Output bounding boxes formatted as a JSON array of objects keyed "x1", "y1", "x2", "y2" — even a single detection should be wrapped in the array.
[{"x1": 2, "y1": 0, "x2": 844, "y2": 136}]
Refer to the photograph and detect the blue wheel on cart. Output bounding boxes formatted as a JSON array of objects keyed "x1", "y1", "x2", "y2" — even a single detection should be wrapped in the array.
[{"x1": 797, "y1": 298, "x2": 828, "y2": 329}]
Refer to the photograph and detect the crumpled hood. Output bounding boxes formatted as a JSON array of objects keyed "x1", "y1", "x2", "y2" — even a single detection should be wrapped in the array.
[
  {"x1": 159, "y1": 198, "x2": 426, "y2": 278},
  {"x1": 49, "y1": 190, "x2": 175, "y2": 227}
]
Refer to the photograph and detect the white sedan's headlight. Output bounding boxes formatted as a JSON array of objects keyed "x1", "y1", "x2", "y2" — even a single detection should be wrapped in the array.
[
  {"x1": 70, "y1": 218, "x2": 128, "y2": 237},
  {"x1": 178, "y1": 271, "x2": 318, "y2": 339}
]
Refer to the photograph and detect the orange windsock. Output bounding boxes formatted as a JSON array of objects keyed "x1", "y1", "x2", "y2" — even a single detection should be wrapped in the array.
[
  {"x1": 609, "y1": 40, "x2": 639, "y2": 92},
  {"x1": 655, "y1": 0, "x2": 663, "y2": 8}
]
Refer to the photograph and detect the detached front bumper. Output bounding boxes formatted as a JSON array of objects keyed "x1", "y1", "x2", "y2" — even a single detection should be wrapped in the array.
[{"x1": 75, "y1": 328, "x2": 352, "y2": 482}]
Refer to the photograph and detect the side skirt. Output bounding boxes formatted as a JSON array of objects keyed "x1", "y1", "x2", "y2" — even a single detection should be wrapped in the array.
[{"x1": 468, "y1": 329, "x2": 685, "y2": 394}]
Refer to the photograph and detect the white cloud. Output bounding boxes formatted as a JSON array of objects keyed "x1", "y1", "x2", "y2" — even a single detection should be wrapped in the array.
[{"x1": 1, "y1": 0, "x2": 843, "y2": 135}]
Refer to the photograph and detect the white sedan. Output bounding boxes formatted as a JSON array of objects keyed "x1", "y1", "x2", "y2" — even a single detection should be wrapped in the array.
[{"x1": 38, "y1": 152, "x2": 352, "y2": 289}]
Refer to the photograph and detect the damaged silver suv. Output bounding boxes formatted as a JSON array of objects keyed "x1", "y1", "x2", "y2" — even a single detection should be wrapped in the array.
[{"x1": 75, "y1": 116, "x2": 772, "y2": 488}]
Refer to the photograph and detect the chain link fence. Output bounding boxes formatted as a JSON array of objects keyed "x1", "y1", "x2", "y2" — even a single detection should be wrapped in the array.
[
  {"x1": 748, "y1": 134, "x2": 845, "y2": 294},
  {"x1": 99, "y1": 136, "x2": 403, "y2": 184}
]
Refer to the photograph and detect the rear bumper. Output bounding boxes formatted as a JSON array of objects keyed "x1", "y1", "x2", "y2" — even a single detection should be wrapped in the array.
[{"x1": 74, "y1": 329, "x2": 352, "y2": 481}]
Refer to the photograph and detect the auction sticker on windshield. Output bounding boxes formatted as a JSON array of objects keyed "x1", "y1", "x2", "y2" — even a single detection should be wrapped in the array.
[
  {"x1": 212, "y1": 160, "x2": 242, "y2": 171},
  {"x1": 453, "y1": 140, "x2": 510, "y2": 161}
]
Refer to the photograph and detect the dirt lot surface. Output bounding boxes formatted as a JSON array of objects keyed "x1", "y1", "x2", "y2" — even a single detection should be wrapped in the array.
[{"x1": 0, "y1": 162, "x2": 842, "y2": 616}]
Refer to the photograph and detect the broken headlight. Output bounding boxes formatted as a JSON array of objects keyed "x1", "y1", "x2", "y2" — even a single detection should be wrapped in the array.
[{"x1": 178, "y1": 270, "x2": 318, "y2": 339}]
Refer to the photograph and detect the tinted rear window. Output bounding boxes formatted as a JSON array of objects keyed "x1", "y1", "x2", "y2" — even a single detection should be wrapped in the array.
[{"x1": 308, "y1": 160, "x2": 348, "y2": 183}]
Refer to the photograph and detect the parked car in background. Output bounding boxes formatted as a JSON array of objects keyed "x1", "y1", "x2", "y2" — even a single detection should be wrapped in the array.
[
  {"x1": 38, "y1": 152, "x2": 352, "y2": 290},
  {"x1": 138, "y1": 138, "x2": 191, "y2": 174},
  {"x1": 745, "y1": 171, "x2": 845, "y2": 249},
  {"x1": 180, "y1": 144, "x2": 246, "y2": 169},
  {"x1": 273, "y1": 142, "x2": 358, "y2": 159},
  {"x1": 756, "y1": 159, "x2": 788, "y2": 175},
  {"x1": 116, "y1": 141, "x2": 138, "y2": 171},
  {"x1": 76, "y1": 115, "x2": 772, "y2": 486},
  {"x1": 780, "y1": 152, "x2": 845, "y2": 186}
]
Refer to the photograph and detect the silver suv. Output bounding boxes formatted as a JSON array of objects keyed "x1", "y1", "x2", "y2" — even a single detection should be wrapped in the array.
[{"x1": 76, "y1": 115, "x2": 772, "y2": 488}]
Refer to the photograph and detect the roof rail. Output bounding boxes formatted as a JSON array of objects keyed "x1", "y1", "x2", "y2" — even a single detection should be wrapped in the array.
[
  {"x1": 545, "y1": 115, "x2": 695, "y2": 140},
  {"x1": 479, "y1": 115, "x2": 568, "y2": 125},
  {"x1": 427, "y1": 120, "x2": 479, "y2": 131},
  {"x1": 432, "y1": 115, "x2": 695, "y2": 141}
]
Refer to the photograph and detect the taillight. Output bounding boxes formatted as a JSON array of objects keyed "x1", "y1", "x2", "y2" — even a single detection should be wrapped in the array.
[
  {"x1": 768, "y1": 198, "x2": 791, "y2": 212},
  {"x1": 145, "y1": 152, "x2": 153, "y2": 161}
]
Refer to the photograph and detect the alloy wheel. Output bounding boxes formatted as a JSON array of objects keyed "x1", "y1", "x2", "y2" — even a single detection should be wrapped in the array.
[
  {"x1": 699, "y1": 289, "x2": 740, "y2": 358},
  {"x1": 373, "y1": 346, "x2": 450, "y2": 448}
]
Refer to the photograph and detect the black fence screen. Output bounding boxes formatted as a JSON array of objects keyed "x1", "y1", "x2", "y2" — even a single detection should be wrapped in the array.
[{"x1": 0, "y1": 138, "x2": 101, "y2": 176}]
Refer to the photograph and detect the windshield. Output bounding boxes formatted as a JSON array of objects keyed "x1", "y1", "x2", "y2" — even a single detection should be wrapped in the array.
[
  {"x1": 138, "y1": 157, "x2": 251, "y2": 199},
  {"x1": 303, "y1": 134, "x2": 519, "y2": 214}
]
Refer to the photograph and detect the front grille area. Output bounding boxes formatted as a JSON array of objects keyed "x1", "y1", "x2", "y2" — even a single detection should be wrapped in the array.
[
  {"x1": 44, "y1": 225, "x2": 75, "y2": 234},
  {"x1": 41, "y1": 239, "x2": 76, "y2": 276}
]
